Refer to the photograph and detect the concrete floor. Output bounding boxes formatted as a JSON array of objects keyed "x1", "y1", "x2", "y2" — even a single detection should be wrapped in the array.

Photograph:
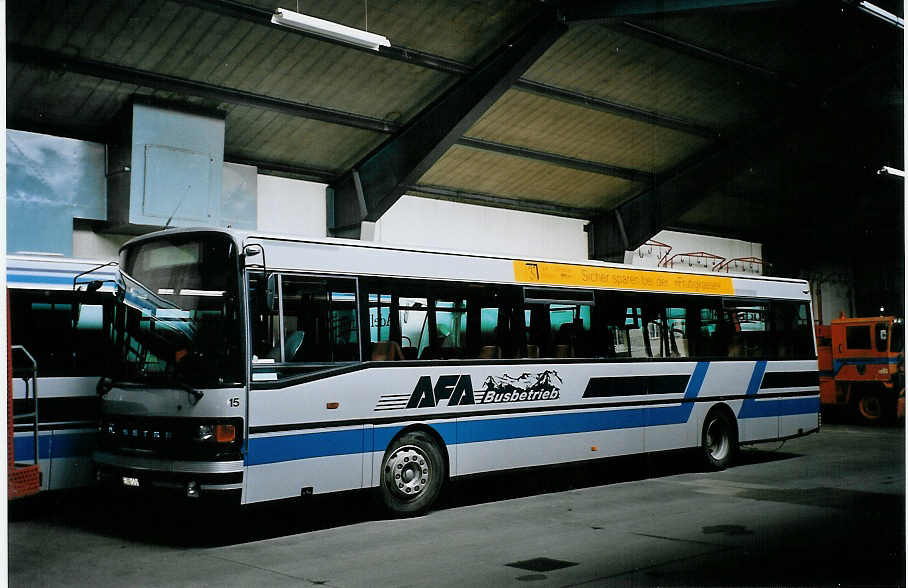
[{"x1": 9, "y1": 424, "x2": 905, "y2": 587}]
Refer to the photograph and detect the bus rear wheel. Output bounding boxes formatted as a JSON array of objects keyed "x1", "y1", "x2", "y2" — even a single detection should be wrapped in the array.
[
  {"x1": 379, "y1": 431, "x2": 445, "y2": 517},
  {"x1": 701, "y1": 409, "x2": 738, "y2": 470}
]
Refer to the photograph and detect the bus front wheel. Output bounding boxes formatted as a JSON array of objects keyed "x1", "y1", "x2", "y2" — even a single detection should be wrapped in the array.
[
  {"x1": 379, "y1": 431, "x2": 445, "y2": 516},
  {"x1": 701, "y1": 409, "x2": 738, "y2": 470}
]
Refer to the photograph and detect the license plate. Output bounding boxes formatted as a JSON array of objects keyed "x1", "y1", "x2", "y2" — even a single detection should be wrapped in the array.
[{"x1": 122, "y1": 476, "x2": 140, "y2": 487}]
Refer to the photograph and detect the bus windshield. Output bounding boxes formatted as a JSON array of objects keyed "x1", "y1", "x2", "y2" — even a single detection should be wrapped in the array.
[{"x1": 111, "y1": 233, "x2": 243, "y2": 388}]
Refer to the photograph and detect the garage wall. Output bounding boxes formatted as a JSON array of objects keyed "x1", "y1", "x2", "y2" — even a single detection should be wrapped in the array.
[
  {"x1": 624, "y1": 229, "x2": 763, "y2": 275},
  {"x1": 374, "y1": 195, "x2": 589, "y2": 259},
  {"x1": 803, "y1": 263, "x2": 855, "y2": 324},
  {"x1": 256, "y1": 175, "x2": 327, "y2": 238}
]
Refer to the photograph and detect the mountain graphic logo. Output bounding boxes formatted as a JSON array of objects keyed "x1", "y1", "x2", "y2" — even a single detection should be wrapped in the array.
[{"x1": 480, "y1": 370, "x2": 562, "y2": 404}]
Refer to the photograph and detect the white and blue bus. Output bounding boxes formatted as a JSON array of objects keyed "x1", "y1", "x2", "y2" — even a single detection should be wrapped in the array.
[
  {"x1": 8, "y1": 254, "x2": 117, "y2": 492},
  {"x1": 92, "y1": 227, "x2": 819, "y2": 514}
]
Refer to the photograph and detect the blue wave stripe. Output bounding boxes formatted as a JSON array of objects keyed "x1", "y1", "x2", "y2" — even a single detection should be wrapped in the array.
[
  {"x1": 739, "y1": 361, "x2": 818, "y2": 418},
  {"x1": 739, "y1": 396, "x2": 820, "y2": 418},
  {"x1": 246, "y1": 362, "x2": 818, "y2": 466},
  {"x1": 248, "y1": 363, "x2": 715, "y2": 464},
  {"x1": 457, "y1": 408, "x2": 646, "y2": 444}
]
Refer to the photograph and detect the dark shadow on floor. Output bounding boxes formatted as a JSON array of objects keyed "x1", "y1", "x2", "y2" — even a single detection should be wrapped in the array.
[{"x1": 8, "y1": 446, "x2": 804, "y2": 548}]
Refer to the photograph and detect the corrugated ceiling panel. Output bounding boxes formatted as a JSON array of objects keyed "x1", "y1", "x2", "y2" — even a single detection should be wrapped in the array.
[
  {"x1": 467, "y1": 90, "x2": 710, "y2": 175},
  {"x1": 243, "y1": 0, "x2": 538, "y2": 65},
  {"x1": 421, "y1": 145, "x2": 642, "y2": 210},
  {"x1": 8, "y1": 70, "x2": 113, "y2": 123},
  {"x1": 223, "y1": 105, "x2": 385, "y2": 171},
  {"x1": 524, "y1": 24, "x2": 765, "y2": 130},
  {"x1": 7, "y1": 1, "x2": 456, "y2": 124}
]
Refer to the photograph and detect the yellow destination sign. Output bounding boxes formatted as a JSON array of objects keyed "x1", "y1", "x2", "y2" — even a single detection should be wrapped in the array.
[{"x1": 513, "y1": 260, "x2": 735, "y2": 296}]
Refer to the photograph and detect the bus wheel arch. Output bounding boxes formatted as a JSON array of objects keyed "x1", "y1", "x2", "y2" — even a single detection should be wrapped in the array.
[
  {"x1": 378, "y1": 425, "x2": 448, "y2": 516},
  {"x1": 701, "y1": 404, "x2": 738, "y2": 470}
]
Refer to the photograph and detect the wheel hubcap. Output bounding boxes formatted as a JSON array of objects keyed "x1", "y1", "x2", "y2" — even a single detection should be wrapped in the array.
[
  {"x1": 385, "y1": 445, "x2": 430, "y2": 499},
  {"x1": 706, "y1": 419, "x2": 729, "y2": 461}
]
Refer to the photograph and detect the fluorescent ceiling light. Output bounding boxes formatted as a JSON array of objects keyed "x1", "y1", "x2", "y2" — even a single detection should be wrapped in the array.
[
  {"x1": 877, "y1": 165, "x2": 905, "y2": 177},
  {"x1": 271, "y1": 8, "x2": 391, "y2": 51},
  {"x1": 858, "y1": 1, "x2": 904, "y2": 29}
]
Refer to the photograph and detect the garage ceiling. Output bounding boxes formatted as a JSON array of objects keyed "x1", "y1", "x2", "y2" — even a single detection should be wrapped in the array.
[{"x1": 6, "y1": 0, "x2": 904, "y2": 263}]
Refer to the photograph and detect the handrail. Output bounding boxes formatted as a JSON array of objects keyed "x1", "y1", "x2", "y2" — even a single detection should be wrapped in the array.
[
  {"x1": 660, "y1": 251, "x2": 726, "y2": 271},
  {"x1": 11, "y1": 345, "x2": 38, "y2": 467},
  {"x1": 714, "y1": 256, "x2": 764, "y2": 274}
]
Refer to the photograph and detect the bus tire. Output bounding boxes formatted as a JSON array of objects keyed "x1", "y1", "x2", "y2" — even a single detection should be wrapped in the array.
[
  {"x1": 701, "y1": 408, "x2": 738, "y2": 470},
  {"x1": 379, "y1": 431, "x2": 445, "y2": 517}
]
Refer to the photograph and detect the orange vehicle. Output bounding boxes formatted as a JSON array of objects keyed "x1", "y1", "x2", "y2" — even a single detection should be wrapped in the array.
[{"x1": 816, "y1": 315, "x2": 904, "y2": 423}]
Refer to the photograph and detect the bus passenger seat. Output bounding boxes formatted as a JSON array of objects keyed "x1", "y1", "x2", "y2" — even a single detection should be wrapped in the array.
[
  {"x1": 284, "y1": 330, "x2": 305, "y2": 362},
  {"x1": 526, "y1": 344, "x2": 540, "y2": 359},
  {"x1": 371, "y1": 341, "x2": 404, "y2": 361},
  {"x1": 479, "y1": 345, "x2": 502, "y2": 359}
]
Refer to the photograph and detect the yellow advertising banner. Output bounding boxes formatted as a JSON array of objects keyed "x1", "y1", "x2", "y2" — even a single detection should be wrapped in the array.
[{"x1": 513, "y1": 260, "x2": 735, "y2": 296}]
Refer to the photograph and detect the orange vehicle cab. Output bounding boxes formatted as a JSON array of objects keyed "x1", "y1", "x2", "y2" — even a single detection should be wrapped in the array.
[{"x1": 816, "y1": 315, "x2": 904, "y2": 423}]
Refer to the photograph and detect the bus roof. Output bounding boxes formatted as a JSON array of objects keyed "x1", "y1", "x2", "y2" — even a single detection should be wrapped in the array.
[{"x1": 121, "y1": 227, "x2": 810, "y2": 300}]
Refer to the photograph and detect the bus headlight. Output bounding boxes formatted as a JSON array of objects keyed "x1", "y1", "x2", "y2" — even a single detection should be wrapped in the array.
[{"x1": 194, "y1": 423, "x2": 236, "y2": 443}]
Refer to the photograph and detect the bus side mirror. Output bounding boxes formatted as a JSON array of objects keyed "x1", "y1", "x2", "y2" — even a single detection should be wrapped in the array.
[
  {"x1": 258, "y1": 273, "x2": 277, "y2": 314},
  {"x1": 266, "y1": 274, "x2": 277, "y2": 311}
]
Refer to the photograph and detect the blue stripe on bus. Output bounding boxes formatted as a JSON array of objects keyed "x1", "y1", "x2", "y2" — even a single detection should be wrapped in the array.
[
  {"x1": 245, "y1": 429, "x2": 365, "y2": 466},
  {"x1": 738, "y1": 396, "x2": 820, "y2": 419},
  {"x1": 7, "y1": 272, "x2": 117, "y2": 288},
  {"x1": 247, "y1": 363, "x2": 714, "y2": 465},
  {"x1": 13, "y1": 431, "x2": 96, "y2": 461},
  {"x1": 738, "y1": 361, "x2": 818, "y2": 419},
  {"x1": 458, "y1": 362, "x2": 710, "y2": 443}
]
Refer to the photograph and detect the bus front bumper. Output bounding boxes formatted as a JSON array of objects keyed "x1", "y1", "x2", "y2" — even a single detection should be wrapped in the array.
[{"x1": 94, "y1": 451, "x2": 243, "y2": 499}]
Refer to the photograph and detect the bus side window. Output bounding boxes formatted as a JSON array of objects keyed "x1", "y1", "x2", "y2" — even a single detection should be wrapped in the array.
[
  {"x1": 626, "y1": 306, "x2": 648, "y2": 358},
  {"x1": 596, "y1": 293, "x2": 630, "y2": 358},
  {"x1": 251, "y1": 274, "x2": 359, "y2": 376},
  {"x1": 524, "y1": 305, "x2": 548, "y2": 358},
  {"x1": 279, "y1": 276, "x2": 358, "y2": 364},
  {"x1": 723, "y1": 302, "x2": 767, "y2": 358},
  {"x1": 665, "y1": 306, "x2": 688, "y2": 358},
  {"x1": 688, "y1": 303, "x2": 722, "y2": 358},
  {"x1": 395, "y1": 296, "x2": 427, "y2": 360},
  {"x1": 771, "y1": 301, "x2": 813, "y2": 359},
  {"x1": 9, "y1": 291, "x2": 113, "y2": 377},
  {"x1": 435, "y1": 299, "x2": 468, "y2": 359}
]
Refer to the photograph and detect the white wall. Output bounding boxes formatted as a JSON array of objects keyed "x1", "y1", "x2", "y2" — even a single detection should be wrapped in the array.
[
  {"x1": 375, "y1": 195, "x2": 589, "y2": 259},
  {"x1": 802, "y1": 263, "x2": 854, "y2": 324},
  {"x1": 72, "y1": 228, "x2": 130, "y2": 260},
  {"x1": 624, "y1": 229, "x2": 764, "y2": 275},
  {"x1": 257, "y1": 175, "x2": 327, "y2": 238}
]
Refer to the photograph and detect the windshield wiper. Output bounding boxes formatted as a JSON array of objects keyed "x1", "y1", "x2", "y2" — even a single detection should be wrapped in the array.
[
  {"x1": 96, "y1": 375, "x2": 204, "y2": 405},
  {"x1": 170, "y1": 377, "x2": 205, "y2": 405}
]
